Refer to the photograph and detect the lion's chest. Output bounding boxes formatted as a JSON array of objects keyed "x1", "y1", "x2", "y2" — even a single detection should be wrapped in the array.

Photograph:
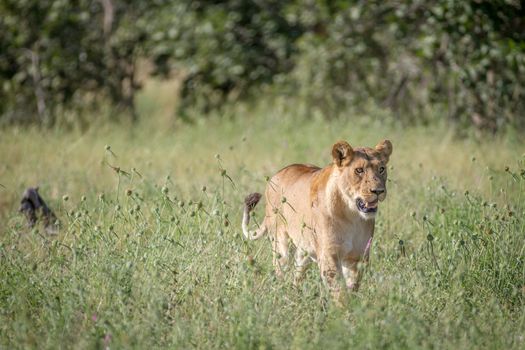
[{"x1": 337, "y1": 220, "x2": 373, "y2": 260}]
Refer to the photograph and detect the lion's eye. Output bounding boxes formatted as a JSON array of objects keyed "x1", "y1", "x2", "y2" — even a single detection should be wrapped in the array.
[
  {"x1": 355, "y1": 168, "x2": 364, "y2": 175},
  {"x1": 379, "y1": 166, "x2": 385, "y2": 174}
]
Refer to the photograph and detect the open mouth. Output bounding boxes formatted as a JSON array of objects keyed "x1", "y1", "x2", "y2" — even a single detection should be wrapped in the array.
[{"x1": 356, "y1": 198, "x2": 378, "y2": 213}]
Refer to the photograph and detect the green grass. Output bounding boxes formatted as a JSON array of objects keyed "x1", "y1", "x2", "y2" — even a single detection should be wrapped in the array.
[{"x1": 0, "y1": 85, "x2": 524, "y2": 349}]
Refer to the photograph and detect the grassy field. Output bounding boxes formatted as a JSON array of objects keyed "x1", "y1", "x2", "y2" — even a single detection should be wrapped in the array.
[{"x1": 1, "y1": 83, "x2": 524, "y2": 349}]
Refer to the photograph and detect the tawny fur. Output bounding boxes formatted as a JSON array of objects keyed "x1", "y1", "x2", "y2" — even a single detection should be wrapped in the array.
[{"x1": 242, "y1": 139, "x2": 393, "y2": 297}]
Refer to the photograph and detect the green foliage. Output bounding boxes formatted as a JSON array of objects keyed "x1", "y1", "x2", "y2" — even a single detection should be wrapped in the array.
[
  {"x1": 288, "y1": 1, "x2": 525, "y2": 130},
  {"x1": 0, "y1": 0, "x2": 152, "y2": 125},
  {"x1": 145, "y1": 0, "x2": 301, "y2": 116},
  {"x1": 144, "y1": 0, "x2": 525, "y2": 130},
  {"x1": 421, "y1": 1, "x2": 525, "y2": 131},
  {"x1": 1, "y1": 0, "x2": 524, "y2": 130}
]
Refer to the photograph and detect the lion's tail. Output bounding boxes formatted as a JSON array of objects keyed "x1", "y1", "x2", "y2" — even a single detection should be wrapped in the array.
[{"x1": 242, "y1": 192, "x2": 267, "y2": 240}]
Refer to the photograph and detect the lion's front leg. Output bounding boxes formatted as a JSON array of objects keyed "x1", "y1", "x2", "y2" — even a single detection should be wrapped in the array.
[
  {"x1": 319, "y1": 250, "x2": 344, "y2": 298},
  {"x1": 342, "y1": 259, "x2": 362, "y2": 291}
]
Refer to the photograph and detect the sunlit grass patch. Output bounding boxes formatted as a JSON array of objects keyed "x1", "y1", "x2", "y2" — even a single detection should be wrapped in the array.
[{"x1": 0, "y1": 99, "x2": 524, "y2": 348}]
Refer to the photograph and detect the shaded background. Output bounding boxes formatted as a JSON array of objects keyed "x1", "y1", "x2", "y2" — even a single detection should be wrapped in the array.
[{"x1": 1, "y1": 0, "x2": 524, "y2": 132}]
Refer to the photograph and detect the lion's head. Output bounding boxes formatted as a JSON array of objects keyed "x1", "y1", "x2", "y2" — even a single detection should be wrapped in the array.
[{"x1": 332, "y1": 139, "x2": 393, "y2": 220}]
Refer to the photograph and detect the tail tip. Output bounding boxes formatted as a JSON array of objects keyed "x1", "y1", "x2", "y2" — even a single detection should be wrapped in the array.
[{"x1": 244, "y1": 192, "x2": 262, "y2": 212}]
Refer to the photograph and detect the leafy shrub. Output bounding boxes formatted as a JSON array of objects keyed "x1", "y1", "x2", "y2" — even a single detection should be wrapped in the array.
[
  {"x1": 1, "y1": 0, "x2": 524, "y2": 131},
  {"x1": 0, "y1": 0, "x2": 152, "y2": 125}
]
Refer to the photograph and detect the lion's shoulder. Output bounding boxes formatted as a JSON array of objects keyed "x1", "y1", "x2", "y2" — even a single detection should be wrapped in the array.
[
  {"x1": 309, "y1": 166, "x2": 333, "y2": 206},
  {"x1": 277, "y1": 163, "x2": 320, "y2": 174},
  {"x1": 270, "y1": 163, "x2": 321, "y2": 192}
]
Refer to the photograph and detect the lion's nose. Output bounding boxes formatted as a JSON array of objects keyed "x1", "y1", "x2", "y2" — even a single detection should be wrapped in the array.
[{"x1": 370, "y1": 188, "x2": 385, "y2": 195}]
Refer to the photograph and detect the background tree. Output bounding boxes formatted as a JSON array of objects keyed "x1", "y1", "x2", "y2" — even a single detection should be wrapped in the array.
[
  {"x1": 1, "y1": 0, "x2": 524, "y2": 131},
  {"x1": 0, "y1": 0, "x2": 153, "y2": 125}
]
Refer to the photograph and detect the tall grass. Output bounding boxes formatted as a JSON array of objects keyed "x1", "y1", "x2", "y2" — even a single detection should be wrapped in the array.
[{"x1": 0, "y1": 82, "x2": 524, "y2": 349}]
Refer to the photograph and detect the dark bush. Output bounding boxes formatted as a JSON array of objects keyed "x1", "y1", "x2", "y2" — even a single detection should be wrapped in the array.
[
  {"x1": 1, "y1": 0, "x2": 524, "y2": 131},
  {"x1": 0, "y1": 0, "x2": 153, "y2": 125}
]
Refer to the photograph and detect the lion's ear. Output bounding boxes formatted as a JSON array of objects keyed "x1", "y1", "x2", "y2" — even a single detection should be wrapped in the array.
[
  {"x1": 332, "y1": 141, "x2": 354, "y2": 167},
  {"x1": 375, "y1": 139, "x2": 393, "y2": 160}
]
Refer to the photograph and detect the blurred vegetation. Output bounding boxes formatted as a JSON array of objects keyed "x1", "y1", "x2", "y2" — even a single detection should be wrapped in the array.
[{"x1": 1, "y1": 0, "x2": 524, "y2": 131}]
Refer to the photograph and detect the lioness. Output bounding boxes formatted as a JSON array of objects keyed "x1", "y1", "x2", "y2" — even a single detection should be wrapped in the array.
[{"x1": 242, "y1": 139, "x2": 392, "y2": 296}]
